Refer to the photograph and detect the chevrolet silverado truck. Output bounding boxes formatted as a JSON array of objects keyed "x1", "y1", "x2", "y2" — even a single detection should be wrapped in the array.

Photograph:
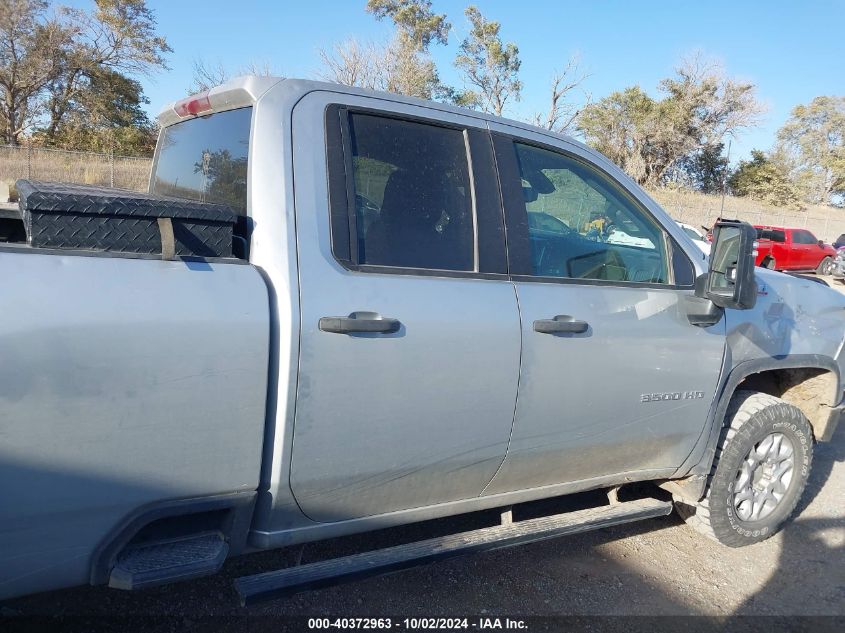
[
  {"x1": 1, "y1": 77, "x2": 844, "y2": 604},
  {"x1": 754, "y1": 225, "x2": 837, "y2": 274}
]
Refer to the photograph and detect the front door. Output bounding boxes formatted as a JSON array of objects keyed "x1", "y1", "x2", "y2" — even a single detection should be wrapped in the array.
[
  {"x1": 290, "y1": 93, "x2": 520, "y2": 522},
  {"x1": 485, "y1": 130, "x2": 726, "y2": 494}
]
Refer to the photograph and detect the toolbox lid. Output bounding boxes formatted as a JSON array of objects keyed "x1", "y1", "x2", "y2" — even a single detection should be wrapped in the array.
[{"x1": 16, "y1": 180, "x2": 238, "y2": 223}]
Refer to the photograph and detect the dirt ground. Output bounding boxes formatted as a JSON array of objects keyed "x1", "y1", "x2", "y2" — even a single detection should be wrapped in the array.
[{"x1": 2, "y1": 279, "x2": 844, "y2": 630}]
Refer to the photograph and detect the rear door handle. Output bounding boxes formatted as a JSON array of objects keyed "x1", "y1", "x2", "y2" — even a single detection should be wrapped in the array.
[
  {"x1": 533, "y1": 315, "x2": 589, "y2": 334},
  {"x1": 319, "y1": 312, "x2": 401, "y2": 334}
]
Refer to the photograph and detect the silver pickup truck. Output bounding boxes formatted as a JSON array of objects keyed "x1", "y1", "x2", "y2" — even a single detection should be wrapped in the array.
[{"x1": 1, "y1": 77, "x2": 843, "y2": 604}]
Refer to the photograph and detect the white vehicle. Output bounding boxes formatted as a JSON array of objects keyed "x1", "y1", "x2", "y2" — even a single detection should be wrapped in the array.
[
  {"x1": 676, "y1": 221, "x2": 711, "y2": 255},
  {"x1": 605, "y1": 226, "x2": 655, "y2": 249}
]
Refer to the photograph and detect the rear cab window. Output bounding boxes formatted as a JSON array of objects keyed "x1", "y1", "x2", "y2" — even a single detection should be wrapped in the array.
[{"x1": 150, "y1": 107, "x2": 252, "y2": 254}]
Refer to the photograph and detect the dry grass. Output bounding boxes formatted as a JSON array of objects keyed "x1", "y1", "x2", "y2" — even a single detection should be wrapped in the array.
[
  {"x1": 0, "y1": 145, "x2": 151, "y2": 197},
  {"x1": 2, "y1": 145, "x2": 844, "y2": 242}
]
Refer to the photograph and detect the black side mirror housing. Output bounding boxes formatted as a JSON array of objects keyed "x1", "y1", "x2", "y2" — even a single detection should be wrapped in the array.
[
  {"x1": 696, "y1": 219, "x2": 758, "y2": 310},
  {"x1": 818, "y1": 240, "x2": 825, "y2": 247}
]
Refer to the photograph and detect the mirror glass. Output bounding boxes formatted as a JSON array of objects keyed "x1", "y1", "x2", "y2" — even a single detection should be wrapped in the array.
[{"x1": 708, "y1": 226, "x2": 741, "y2": 298}]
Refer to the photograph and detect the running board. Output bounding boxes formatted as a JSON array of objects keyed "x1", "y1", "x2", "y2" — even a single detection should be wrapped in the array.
[{"x1": 235, "y1": 497, "x2": 672, "y2": 605}]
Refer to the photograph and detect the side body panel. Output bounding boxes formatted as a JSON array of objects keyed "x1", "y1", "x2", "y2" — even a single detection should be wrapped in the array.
[
  {"x1": 0, "y1": 251, "x2": 269, "y2": 599},
  {"x1": 287, "y1": 91, "x2": 521, "y2": 522}
]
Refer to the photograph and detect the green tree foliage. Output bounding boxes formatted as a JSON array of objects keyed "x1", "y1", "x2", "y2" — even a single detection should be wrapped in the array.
[
  {"x1": 0, "y1": 0, "x2": 169, "y2": 147},
  {"x1": 366, "y1": 0, "x2": 449, "y2": 50},
  {"x1": 577, "y1": 56, "x2": 760, "y2": 188},
  {"x1": 673, "y1": 143, "x2": 729, "y2": 194},
  {"x1": 0, "y1": 0, "x2": 70, "y2": 144},
  {"x1": 776, "y1": 96, "x2": 845, "y2": 205},
  {"x1": 365, "y1": 0, "x2": 450, "y2": 99},
  {"x1": 36, "y1": 67, "x2": 156, "y2": 154},
  {"x1": 454, "y1": 6, "x2": 521, "y2": 116},
  {"x1": 728, "y1": 150, "x2": 800, "y2": 207}
]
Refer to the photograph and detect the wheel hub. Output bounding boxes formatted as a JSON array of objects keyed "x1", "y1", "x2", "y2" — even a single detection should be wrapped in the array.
[{"x1": 732, "y1": 432, "x2": 795, "y2": 522}]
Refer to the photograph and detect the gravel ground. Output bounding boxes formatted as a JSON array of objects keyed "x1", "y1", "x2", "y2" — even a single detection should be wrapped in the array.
[{"x1": 2, "y1": 277, "x2": 844, "y2": 630}]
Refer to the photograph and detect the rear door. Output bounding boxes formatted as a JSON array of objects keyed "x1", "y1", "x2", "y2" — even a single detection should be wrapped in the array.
[
  {"x1": 791, "y1": 229, "x2": 822, "y2": 269},
  {"x1": 289, "y1": 92, "x2": 520, "y2": 522},
  {"x1": 484, "y1": 128, "x2": 726, "y2": 494}
]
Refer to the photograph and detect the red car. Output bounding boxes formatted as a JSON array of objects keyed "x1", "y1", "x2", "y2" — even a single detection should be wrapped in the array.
[{"x1": 753, "y1": 225, "x2": 836, "y2": 274}]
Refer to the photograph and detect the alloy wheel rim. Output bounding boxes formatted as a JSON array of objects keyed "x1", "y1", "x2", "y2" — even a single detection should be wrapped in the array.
[{"x1": 732, "y1": 432, "x2": 795, "y2": 522}]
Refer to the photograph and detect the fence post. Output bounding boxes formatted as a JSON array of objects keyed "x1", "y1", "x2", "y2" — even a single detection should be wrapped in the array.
[
  {"x1": 110, "y1": 145, "x2": 115, "y2": 188},
  {"x1": 27, "y1": 143, "x2": 32, "y2": 179}
]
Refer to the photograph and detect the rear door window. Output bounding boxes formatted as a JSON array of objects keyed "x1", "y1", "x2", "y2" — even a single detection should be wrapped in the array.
[{"x1": 342, "y1": 113, "x2": 475, "y2": 272}]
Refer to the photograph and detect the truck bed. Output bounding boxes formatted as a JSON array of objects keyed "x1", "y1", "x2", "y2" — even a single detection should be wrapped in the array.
[{"x1": 0, "y1": 247, "x2": 270, "y2": 598}]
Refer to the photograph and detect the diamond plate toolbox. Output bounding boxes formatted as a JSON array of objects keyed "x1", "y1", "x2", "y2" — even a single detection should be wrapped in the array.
[{"x1": 16, "y1": 180, "x2": 237, "y2": 258}]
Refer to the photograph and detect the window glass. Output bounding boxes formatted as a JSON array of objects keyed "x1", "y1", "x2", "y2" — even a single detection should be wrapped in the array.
[
  {"x1": 348, "y1": 114, "x2": 474, "y2": 271},
  {"x1": 756, "y1": 228, "x2": 785, "y2": 243},
  {"x1": 513, "y1": 143, "x2": 668, "y2": 284},
  {"x1": 151, "y1": 107, "x2": 251, "y2": 214},
  {"x1": 793, "y1": 230, "x2": 817, "y2": 244}
]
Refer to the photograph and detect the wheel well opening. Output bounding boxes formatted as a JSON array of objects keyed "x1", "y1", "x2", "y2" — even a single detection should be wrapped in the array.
[{"x1": 736, "y1": 367, "x2": 838, "y2": 440}]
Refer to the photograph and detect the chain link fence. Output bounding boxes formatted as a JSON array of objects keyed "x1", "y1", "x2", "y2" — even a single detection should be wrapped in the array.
[
  {"x1": 649, "y1": 188, "x2": 845, "y2": 244},
  {"x1": 0, "y1": 144, "x2": 152, "y2": 196}
]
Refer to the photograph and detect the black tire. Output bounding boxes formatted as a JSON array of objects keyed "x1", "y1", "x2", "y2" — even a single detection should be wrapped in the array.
[
  {"x1": 816, "y1": 256, "x2": 834, "y2": 275},
  {"x1": 681, "y1": 391, "x2": 813, "y2": 547},
  {"x1": 763, "y1": 256, "x2": 776, "y2": 270}
]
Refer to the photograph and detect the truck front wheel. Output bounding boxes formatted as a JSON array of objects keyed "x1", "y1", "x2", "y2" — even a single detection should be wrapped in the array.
[
  {"x1": 681, "y1": 391, "x2": 813, "y2": 547},
  {"x1": 816, "y1": 256, "x2": 834, "y2": 275}
]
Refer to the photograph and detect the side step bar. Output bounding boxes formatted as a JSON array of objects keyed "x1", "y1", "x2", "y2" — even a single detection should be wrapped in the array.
[
  {"x1": 235, "y1": 497, "x2": 672, "y2": 605},
  {"x1": 109, "y1": 531, "x2": 228, "y2": 590}
]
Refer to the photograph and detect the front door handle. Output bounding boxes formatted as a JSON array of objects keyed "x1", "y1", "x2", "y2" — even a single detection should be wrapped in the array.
[
  {"x1": 533, "y1": 315, "x2": 589, "y2": 334},
  {"x1": 319, "y1": 312, "x2": 401, "y2": 334}
]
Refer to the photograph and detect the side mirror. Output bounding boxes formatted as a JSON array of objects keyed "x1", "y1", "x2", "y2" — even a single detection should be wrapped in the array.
[
  {"x1": 696, "y1": 220, "x2": 757, "y2": 310},
  {"x1": 818, "y1": 240, "x2": 825, "y2": 248}
]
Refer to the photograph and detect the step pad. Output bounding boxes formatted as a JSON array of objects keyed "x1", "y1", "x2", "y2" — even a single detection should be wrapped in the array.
[
  {"x1": 235, "y1": 497, "x2": 672, "y2": 605},
  {"x1": 109, "y1": 531, "x2": 228, "y2": 590}
]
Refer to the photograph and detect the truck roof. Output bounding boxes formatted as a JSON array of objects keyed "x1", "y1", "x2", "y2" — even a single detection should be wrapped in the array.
[{"x1": 156, "y1": 75, "x2": 590, "y2": 154}]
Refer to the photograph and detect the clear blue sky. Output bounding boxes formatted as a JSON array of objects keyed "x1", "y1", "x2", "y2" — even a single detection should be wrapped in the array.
[{"x1": 110, "y1": 0, "x2": 845, "y2": 163}]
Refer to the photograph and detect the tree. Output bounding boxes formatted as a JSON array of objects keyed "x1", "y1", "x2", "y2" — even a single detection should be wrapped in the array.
[
  {"x1": 672, "y1": 142, "x2": 729, "y2": 194},
  {"x1": 729, "y1": 150, "x2": 800, "y2": 207},
  {"x1": 188, "y1": 59, "x2": 279, "y2": 94},
  {"x1": 0, "y1": 0, "x2": 170, "y2": 146},
  {"x1": 42, "y1": 0, "x2": 170, "y2": 142},
  {"x1": 36, "y1": 67, "x2": 156, "y2": 154},
  {"x1": 578, "y1": 55, "x2": 761, "y2": 187},
  {"x1": 365, "y1": 0, "x2": 450, "y2": 99},
  {"x1": 453, "y1": 6, "x2": 521, "y2": 117},
  {"x1": 318, "y1": 38, "x2": 387, "y2": 91},
  {"x1": 776, "y1": 96, "x2": 845, "y2": 205},
  {"x1": 0, "y1": 0, "x2": 71, "y2": 145},
  {"x1": 366, "y1": 0, "x2": 449, "y2": 50},
  {"x1": 532, "y1": 55, "x2": 589, "y2": 134}
]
